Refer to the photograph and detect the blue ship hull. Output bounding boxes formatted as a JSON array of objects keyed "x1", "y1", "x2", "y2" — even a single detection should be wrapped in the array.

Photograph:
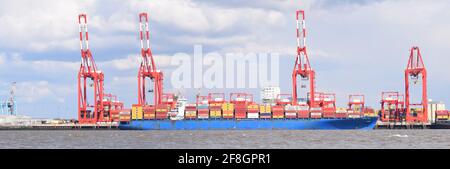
[{"x1": 119, "y1": 117, "x2": 378, "y2": 130}]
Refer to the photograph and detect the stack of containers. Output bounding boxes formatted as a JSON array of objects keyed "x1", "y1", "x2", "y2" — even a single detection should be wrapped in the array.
[
  {"x1": 323, "y1": 111, "x2": 336, "y2": 118},
  {"x1": 222, "y1": 103, "x2": 234, "y2": 118},
  {"x1": 131, "y1": 104, "x2": 143, "y2": 120},
  {"x1": 209, "y1": 103, "x2": 222, "y2": 118},
  {"x1": 197, "y1": 101, "x2": 209, "y2": 119},
  {"x1": 185, "y1": 103, "x2": 197, "y2": 119},
  {"x1": 284, "y1": 105, "x2": 298, "y2": 118},
  {"x1": 259, "y1": 104, "x2": 272, "y2": 118},
  {"x1": 436, "y1": 110, "x2": 449, "y2": 120},
  {"x1": 310, "y1": 107, "x2": 323, "y2": 119},
  {"x1": 143, "y1": 105, "x2": 156, "y2": 119},
  {"x1": 234, "y1": 103, "x2": 247, "y2": 119},
  {"x1": 272, "y1": 105, "x2": 284, "y2": 118},
  {"x1": 335, "y1": 107, "x2": 348, "y2": 118},
  {"x1": 110, "y1": 109, "x2": 120, "y2": 122},
  {"x1": 297, "y1": 105, "x2": 309, "y2": 118},
  {"x1": 155, "y1": 104, "x2": 169, "y2": 119},
  {"x1": 119, "y1": 110, "x2": 131, "y2": 122},
  {"x1": 247, "y1": 103, "x2": 259, "y2": 118}
]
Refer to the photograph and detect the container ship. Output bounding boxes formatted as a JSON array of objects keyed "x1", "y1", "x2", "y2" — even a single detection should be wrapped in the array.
[{"x1": 118, "y1": 93, "x2": 378, "y2": 130}]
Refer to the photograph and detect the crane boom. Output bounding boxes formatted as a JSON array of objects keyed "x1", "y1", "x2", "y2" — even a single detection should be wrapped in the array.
[
  {"x1": 77, "y1": 14, "x2": 105, "y2": 124},
  {"x1": 137, "y1": 12, "x2": 163, "y2": 106},
  {"x1": 292, "y1": 10, "x2": 316, "y2": 108}
]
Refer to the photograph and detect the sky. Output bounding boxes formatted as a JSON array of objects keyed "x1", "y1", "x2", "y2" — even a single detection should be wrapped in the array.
[{"x1": 0, "y1": 0, "x2": 450, "y2": 119}]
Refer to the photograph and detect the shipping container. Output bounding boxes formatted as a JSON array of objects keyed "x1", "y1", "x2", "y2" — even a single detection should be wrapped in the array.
[
  {"x1": 155, "y1": 104, "x2": 169, "y2": 119},
  {"x1": 142, "y1": 105, "x2": 155, "y2": 119},
  {"x1": 222, "y1": 110, "x2": 234, "y2": 118},
  {"x1": 210, "y1": 109, "x2": 222, "y2": 118},
  {"x1": 310, "y1": 112, "x2": 322, "y2": 119},
  {"x1": 197, "y1": 109, "x2": 209, "y2": 119},
  {"x1": 335, "y1": 113, "x2": 348, "y2": 118},
  {"x1": 259, "y1": 112, "x2": 272, "y2": 118},
  {"x1": 131, "y1": 104, "x2": 143, "y2": 120},
  {"x1": 247, "y1": 112, "x2": 259, "y2": 118},
  {"x1": 185, "y1": 110, "x2": 197, "y2": 119},
  {"x1": 323, "y1": 112, "x2": 335, "y2": 118}
]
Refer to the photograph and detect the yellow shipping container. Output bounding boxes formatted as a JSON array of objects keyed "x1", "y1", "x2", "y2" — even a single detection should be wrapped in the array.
[
  {"x1": 221, "y1": 103, "x2": 235, "y2": 111},
  {"x1": 247, "y1": 104, "x2": 258, "y2": 109},
  {"x1": 210, "y1": 110, "x2": 222, "y2": 117},
  {"x1": 273, "y1": 115, "x2": 284, "y2": 119},
  {"x1": 259, "y1": 105, "x2": 271, "y2": 113},
  {"x1": 132, "y1": 105, "x2": 143, "y2": 120},
  {"x1": 265, "y1": 105, "x2": 271, "y2": 113}
]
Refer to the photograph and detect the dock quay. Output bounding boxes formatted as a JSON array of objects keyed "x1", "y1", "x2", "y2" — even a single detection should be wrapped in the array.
[
  {"x1": 0, "y1": 123, "x2": 119, "y2": 130},
  {"x1": 375, "y1": 121, "x2": 433, "y2": 129}
]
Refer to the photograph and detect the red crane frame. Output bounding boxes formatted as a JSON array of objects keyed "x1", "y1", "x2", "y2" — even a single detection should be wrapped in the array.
[
  {"x1": 196, "y1": 95, "x2": 209, "y2": 106},
  {"x1": 292, "y1": 10, "x2": 316, "y2": 107},
  {"x1": 77, "y1": 14, "x2": 105, "y2": 124},
  {"x1": 348, "y1": 94, "x2": 365, "y2": 116},
  {"x1": 405, "y1": 46, "x2": 428, "y2": 123},
  {"x1": 380, "y1": 92, "x2": 404, "y2": 122},
  {"x1": 137, "y1": 12, "x2": 163, "y2": 106},
  {"x1": 322, "y1": 93, "x2": 336, "y2": 113},
  {"x1": 276, "y1": 94, "x2": 292, "y2": 106},
  {"x1": 208, "y1": 93, "x2": 226, "y2": 104},
  {"x1": 230, "y1": 93, "x2": 252, "y2": 105}
]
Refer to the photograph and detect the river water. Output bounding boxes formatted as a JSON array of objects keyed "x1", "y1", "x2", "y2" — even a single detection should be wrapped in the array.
[{"x1": 0, "y1": 130, "x2": 449, "y2": 149}]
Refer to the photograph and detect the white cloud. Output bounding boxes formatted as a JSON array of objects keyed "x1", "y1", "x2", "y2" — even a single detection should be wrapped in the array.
[
  {"x1": 15, "y1": 81, "x2": 73, "y2": 103},
  {"x1": 100, "y1": 53, "x2": 173, "y2": 71},
  {"x1": 0, "y1": 0, "x2": 97, "y2": 51}
]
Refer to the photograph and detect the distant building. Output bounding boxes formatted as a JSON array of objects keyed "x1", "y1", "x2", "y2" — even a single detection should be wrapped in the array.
[{"x1": 261, "y1": 86, "x2": 280, "y2": 105}]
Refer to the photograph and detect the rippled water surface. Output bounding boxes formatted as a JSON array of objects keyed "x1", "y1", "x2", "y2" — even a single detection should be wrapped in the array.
[{"x1": 0, "y1": 130, "x2": 449, "y2": 149}]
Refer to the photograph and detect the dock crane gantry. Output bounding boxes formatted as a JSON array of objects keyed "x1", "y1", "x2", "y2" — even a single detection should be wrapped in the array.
[
  {"x1": 292, "y1": 10, "x2": 316, "y2": 108},
  {"x1": 405, "y1": 46, "x2": 428, "y2": 123},
  {"x1": 137, "y1": 12, "x2": 163, "y2": 106},
  {"x1": 77, "y1": 14, "x2": 105, "y2": 124}
]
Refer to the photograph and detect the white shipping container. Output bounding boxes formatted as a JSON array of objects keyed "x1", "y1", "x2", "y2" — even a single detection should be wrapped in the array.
[
  {"x1": 247, "y1": 113, "x2": 259, "y2": 118},
  {"x1": 336, "y1": 110, "x2": 347, "y2": 113},
  {"x1": 197, "y1": 116, "x2": 209, "y2": 119},
  {"x1": 348, "y1": 114, "x2": 361, "y2": 118},
  {"x1": 310, "y1": 112, "x2": 322, "y2": 116}
]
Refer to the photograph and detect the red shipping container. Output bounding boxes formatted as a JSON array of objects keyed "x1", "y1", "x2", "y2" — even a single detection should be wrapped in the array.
[
  {"x1": 335, "y1": 113, "x2": 348, "y2": 118},
  {"x1": 297, "y1": 111, "x2": 309, "y2": 118},
  {"x1": 323, "y1": 112, "x2": 335, "y2": 118},
  {"x1": 235, "y1": 113, "x2": 247, "y2": 118},
  {"x1": 197, "y1": 109, "x2": 209, "y2": 118}
]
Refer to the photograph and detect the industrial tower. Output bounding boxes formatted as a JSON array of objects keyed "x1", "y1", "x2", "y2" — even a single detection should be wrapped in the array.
[
  {"x1": 1, "y1": 82, "x2": 17, "y2": 115},
  {"x1": 137, "y1": 12, "x2": 163, "y2": 106},
  {"x1": 405, "y1": 46, "x2": 428, "y2": 123},
  {"x1": 292, "y1": 10, "x2": 316, "y2": 108}
]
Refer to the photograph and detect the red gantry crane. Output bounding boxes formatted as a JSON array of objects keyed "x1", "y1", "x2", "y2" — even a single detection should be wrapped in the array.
[
  {"x1": 137, "y1": 12, "x2": 163, "y2": 106},
  {"x1": 208, "y1": 93, "x2": 226, "y2": 104},
  {"x1": 348, "y1": 94, "x2": 365, "y2": 117},
  {"x1": 292, "y1": 10, "x2": 317, "y2": 108},
  {"x1": 321, "y1": 93, "x2": 336, "y2": 117},
  {"x1": 276, "y1": 94, "x2": 292, "y2": 106},
  {"x1": 77, "y1": 14, "x2": 106, "y2": 124},
  {"x1": 380, "y1": 91, "x2": 405, "y2": 122},
  {"x1": 405, "y1": 46, "x2": 428, "y2": 123},
  {"x1": 103, "y1": 93, "x2": 124, "y2": 122}
]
